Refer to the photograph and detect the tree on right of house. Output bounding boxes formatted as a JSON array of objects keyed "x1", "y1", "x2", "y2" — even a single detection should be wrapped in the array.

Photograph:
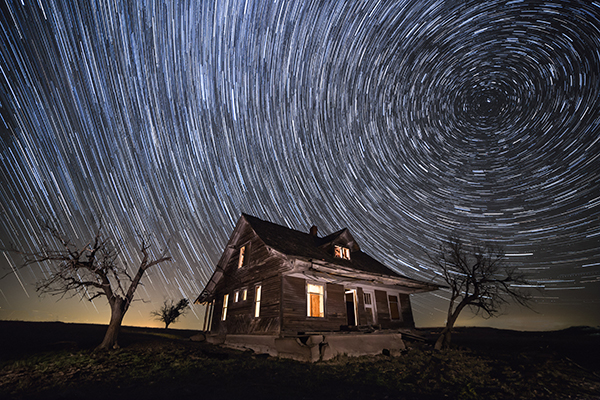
[{"x1": 430, "y1": 237, "x2": 534, "y2": 350}]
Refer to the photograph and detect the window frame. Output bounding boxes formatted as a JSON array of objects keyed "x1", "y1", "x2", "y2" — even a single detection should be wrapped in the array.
[
  {"x1": 221, "y1": 293, "x2": 229, "y2": 321},
  {"x1": 388, "y1": 294, "x2": 401, "y2": 320},
  {"x1": 306, "y1": 282, "x2": 325, "y2": 318},
  {"x1": 237, "y1": 245, "x2": 246, "y2": 269},
  {"x1": 334, "y1": 245, "x2": 351, "y2": 260},
  {"x1": 253, "y1": 284, "x2": 262, "y2": 318},
  {"x1": 363, "y1": 291, "x2": 376, "y2": 324}
]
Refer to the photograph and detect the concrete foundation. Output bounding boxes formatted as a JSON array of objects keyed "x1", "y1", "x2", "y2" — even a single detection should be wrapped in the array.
[
  {"x1": 219, "y1": 332, "x2": 406, "y2": 362},
  {"x1": 223, "y1": 334, "x2": 278, "y2": 356}
]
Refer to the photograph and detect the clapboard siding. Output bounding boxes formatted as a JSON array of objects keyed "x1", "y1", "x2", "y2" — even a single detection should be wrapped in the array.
[
  {"x1": 214, "y1": 272, "x2": 281, "y2": 334},
  {"x1": 355, "y1": 287, "x2": 368, "y2": 326},
  {"x1": 375, "y1": 290, "x2": 390, "y2": 327},
  {"x1": 209, "y1": 220, "x2": 288, "y2": 335},
  {"x1": 326, "y1": 283, "x2": 346, "y2": 325},
  {"x1": 281, "y1": 276, "x2": 347, "y2": 333}
]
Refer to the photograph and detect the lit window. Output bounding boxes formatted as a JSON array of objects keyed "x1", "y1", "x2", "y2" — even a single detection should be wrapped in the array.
[
  {"x1": 221, "y1": 294, "x2": 229, "y2": 321},
  {"x1": 234, "y1": 290, "x2": 239, "y2": 302},
  {"x1": 334, "y1": 245, "x2": 351, "y2": 260},
  {"x1": 254, "y1": 285, "x2": 262, "y2": 318},
  {"x1": 388, "y1": 294, "x2": 400, "y2": 320},
  {"x1": 307, "y1": 283, "x2": 324, "y2": 318},
  {"x1": 242, "y1": 288, "x2": 248, "y2": 301},
  {"x1": 237, "y1": 246, "x2": 246, "y2": 268}
]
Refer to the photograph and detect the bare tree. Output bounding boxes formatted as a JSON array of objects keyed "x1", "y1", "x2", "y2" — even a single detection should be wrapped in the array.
[
  {"x1": 430, "y1": 237, "x2": 533, "y2": 350},
  {"x1": 151, "y1": 298, "x2": 189, "y2": 329},
  {"x1": 5, "y1": 223, "x2": 170, "y2": 350}
]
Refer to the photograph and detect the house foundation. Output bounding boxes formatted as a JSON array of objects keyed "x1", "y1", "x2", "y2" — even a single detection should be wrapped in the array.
[{"x1": 218, "y1": 332, "x2": 406, "y2": 362}]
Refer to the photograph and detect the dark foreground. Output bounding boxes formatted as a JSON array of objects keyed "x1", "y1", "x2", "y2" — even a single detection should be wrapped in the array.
[{"x1": 0, "y1": 321, "x2": 599, "y2": 400}]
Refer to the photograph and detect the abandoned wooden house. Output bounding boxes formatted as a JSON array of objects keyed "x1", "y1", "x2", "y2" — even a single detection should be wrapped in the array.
[{"x1": 195, "y1": 214, "x2": 439, "y2": 361}]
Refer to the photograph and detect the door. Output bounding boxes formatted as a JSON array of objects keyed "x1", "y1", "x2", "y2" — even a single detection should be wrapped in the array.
[
  {"x1": 363, "y1": 291, "x2": 376, "y2": 325},
  {"x1": 345, "y1": 289, "x2": 357, "y2": 326}
]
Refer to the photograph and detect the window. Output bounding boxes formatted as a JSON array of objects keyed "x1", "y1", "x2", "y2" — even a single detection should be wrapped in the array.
[
  {"x1": 334, "y1": 245, "x2": 351, "y2": 260},
  {"x1": 388, "y1": 294, "x2": 400, "y2": 320},
  {"x1": 242, "y1": 288, "x2": 248, "y2": 301},
  {"x1": 221, "y1": 294, "x2": 229, "y2": 321},
  {"x1": 234, "y1": 290, "x2": 239, "y2": 302},
  {"x1": 307, "y1": 283, "x2": 324, "y2": 318},
  {"x1": 237, "y1": 246, "x2": 246, "y2": 268},
  {"x1": 254, "y1": 285, "x2": 262, "y2": 318}
]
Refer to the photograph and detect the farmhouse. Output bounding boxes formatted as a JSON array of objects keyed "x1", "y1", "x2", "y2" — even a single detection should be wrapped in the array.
[{"x1": 195, "y1": 214, "x2": 439, "y2": 361}]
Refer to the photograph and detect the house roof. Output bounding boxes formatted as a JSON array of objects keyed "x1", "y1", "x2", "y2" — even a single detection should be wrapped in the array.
[{"x1": 241, "y1": 214, "x2": 431, "y2": 286}]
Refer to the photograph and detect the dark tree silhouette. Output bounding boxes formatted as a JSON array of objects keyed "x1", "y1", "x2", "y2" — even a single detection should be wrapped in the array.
[
  {"x1": 151, "y1": 298, "x2": 189, "y2": 329},
  {"x1": 5, "y1": 223, "x2": 170, "y2": 350},
  {"x1": 430, "y1": 237, "x2": 533, "y2": 350}
]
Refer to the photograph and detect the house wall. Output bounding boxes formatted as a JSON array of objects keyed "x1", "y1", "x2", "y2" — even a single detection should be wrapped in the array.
[
  {"x1": 281, "y1": 276, "x2": 346, "y2": 334},
  {"x1": 209, "y1": 223, "x2": 284, "y2": 335},
  {"x1": 371, "y1": 289, "x2": 415, "y2": 329}
]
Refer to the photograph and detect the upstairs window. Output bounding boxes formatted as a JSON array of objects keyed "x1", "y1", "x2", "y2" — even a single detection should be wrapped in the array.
[
  {"x1": 334, "y1": 245, "x2": 351, "y2": 260},
  {"x1": 242, "y1": 288, "x2": 248, "y2": 301},
  {"x1": 237, "y1": 245, "x2": 246, "y2": 268},
  {"x1": 307, "y1": 283, "x2": 324, "y2": 318},
  {"x1": 234, "y1": 290, "x2": 240, "y2": 302}
]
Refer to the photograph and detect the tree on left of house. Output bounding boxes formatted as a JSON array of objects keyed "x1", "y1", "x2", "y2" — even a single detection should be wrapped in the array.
[{"x1": 2, "y1": 222, "x2": 171, "y2": 350}]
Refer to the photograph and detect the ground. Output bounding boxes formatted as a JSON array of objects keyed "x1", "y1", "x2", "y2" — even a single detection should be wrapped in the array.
[{"x1": 0, "y1": 321, "x2": 599, "y2": 400}]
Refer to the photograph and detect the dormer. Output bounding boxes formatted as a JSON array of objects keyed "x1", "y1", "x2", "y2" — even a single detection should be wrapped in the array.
[{"x1": 314, "y1": 227, "x2": 360, "y2": 262}]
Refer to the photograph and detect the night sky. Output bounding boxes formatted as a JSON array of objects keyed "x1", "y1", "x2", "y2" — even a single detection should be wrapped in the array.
[{"x1": 1, "y1": 0, "x2": 599, "y2": 331}]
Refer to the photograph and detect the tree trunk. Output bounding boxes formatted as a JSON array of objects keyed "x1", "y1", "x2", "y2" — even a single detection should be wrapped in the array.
[
  {"x1": 97, "y1": 298, "x2": 126, "y2": 350},
  {"x1": 434, "y1": 326, "x2": 452, "y2": 350},
  {"x1": 434, "y1": 301, "x2": 466, "y2": 350}
]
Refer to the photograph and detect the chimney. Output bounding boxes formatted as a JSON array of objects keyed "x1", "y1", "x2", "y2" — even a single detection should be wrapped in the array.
[{"x1": 309, "y1": 225, "x2": 318, "y2": 237}]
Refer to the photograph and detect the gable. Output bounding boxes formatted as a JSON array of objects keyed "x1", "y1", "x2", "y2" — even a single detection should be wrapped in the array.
[{"x1": 196, "y1": 216, "x2": 270, "y2": 303}]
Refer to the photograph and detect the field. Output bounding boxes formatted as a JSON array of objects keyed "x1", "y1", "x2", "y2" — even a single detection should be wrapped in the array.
[{"x1": 0, "y1": 321, "x2": 599, "y2": 400}]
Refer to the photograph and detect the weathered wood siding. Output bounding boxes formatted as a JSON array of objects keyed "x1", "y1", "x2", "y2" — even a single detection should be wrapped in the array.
[
  {"x1": 374, "y1": 289, "x2": 390, "y2": 327},
  {"x1": 326, "y1": 283, "x2": 346, "y2": 326},
  {"x1": 210, "y1": 222, "x2": 285, "y2": 335},
  {"x1": 281, "y1": 276, "x2": 346, "y2": 333},
  {"x1": 372, "y1": 290, "x2": 415, "y2": 329},
  {"x1": 355, "y1": 287, "x2": 369, "y2": 326}
]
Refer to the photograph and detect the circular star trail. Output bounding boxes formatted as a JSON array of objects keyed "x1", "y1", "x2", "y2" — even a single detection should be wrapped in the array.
[{"x1": 1, "y1": 0, "x2": 599, "y2": 329}]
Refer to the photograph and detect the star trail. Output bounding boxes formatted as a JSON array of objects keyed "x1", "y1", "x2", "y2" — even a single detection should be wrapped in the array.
[{"x1": 1, "y1": 0, "x2": 599, "y2": 330}]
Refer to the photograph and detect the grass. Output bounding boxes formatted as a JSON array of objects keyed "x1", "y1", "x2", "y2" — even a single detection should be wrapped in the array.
[{"x1": 0, "y1": 322, "x2": 599, "y2": 400}]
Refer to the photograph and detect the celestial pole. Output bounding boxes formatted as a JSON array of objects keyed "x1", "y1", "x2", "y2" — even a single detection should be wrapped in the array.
[{"x1": 1, "y1": 0, "x2": 599, "y2": 330}]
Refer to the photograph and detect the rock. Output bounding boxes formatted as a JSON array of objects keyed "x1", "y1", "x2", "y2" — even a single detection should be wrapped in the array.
[{"x1": 190, "y1": 333, "x2": 206, "y2": 342}]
